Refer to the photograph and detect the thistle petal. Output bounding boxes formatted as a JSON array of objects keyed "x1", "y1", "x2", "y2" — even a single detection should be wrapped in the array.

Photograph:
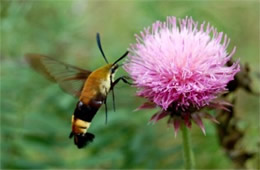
[
  {"x1": 182, "y1": 113, "x2": 192, "y2": 128},
  {"x1": 150, "y1": 110, "x2": 169, "y2": 123},
  {"x1": 173, "y1": 117, "x2": 181, "y2": 138},
  {"x1": 134, "y1": 101, "x2": 157, "y2": 111},
  {"x1": 209, "y1": 100, "x2": 233, "y2": 112},
  {"x1": 199, "y1": 112, "x2": 220, "y2": 124},
  {"x1": 191, "y1": 113, "x2": 206, "y2": 135}
]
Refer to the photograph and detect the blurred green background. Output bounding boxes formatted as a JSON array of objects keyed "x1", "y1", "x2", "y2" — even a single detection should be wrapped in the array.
[{"x1": 1, "y1": 0, "x2": 259, "y2": 169}]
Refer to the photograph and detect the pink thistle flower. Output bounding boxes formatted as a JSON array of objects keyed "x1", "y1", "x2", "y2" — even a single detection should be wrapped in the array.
[{"x1": 124, "y1": 16, "x2": 240, "y2": 135}]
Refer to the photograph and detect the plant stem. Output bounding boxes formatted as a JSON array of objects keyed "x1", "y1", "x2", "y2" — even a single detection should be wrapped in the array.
[{"x1": 181, "y1": 123, "x2": 195, "y2": 169}]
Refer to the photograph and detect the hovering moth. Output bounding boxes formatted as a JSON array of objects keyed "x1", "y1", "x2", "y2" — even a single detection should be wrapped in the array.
[{"x1": 25, "y1": 33, "x2": 131, "y2": 148}]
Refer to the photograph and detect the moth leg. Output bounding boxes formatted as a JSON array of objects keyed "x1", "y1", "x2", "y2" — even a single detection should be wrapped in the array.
[
  {"x1": 110, "y1": 74, "x2": 116, "y2": 112},
  {"x1": 112, "y1": 76, "x2": 133, "y2": 88}
]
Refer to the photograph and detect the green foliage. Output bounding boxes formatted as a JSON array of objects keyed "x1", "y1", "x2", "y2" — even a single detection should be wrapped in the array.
[{"x1": 1, "y1": 0, "x2": 259, "y2": 169}]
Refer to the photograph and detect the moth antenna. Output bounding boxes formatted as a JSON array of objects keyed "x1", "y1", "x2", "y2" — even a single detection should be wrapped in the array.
[
  {"x1": 96, "y1": 33, "x2": 109, "y2": 64},
  {"x1": 112, "y1": 51, "x2": 129, "y2": 66}
]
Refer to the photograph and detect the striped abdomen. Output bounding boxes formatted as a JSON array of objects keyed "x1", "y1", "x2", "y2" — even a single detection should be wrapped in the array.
[{"x1": 69, "y1": 99, "x2": 104, "y2": 148}]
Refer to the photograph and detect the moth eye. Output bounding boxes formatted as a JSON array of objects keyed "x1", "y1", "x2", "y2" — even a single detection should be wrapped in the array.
[
  {"x1": 111, "y1": 65, "x2": 118, "y2": 74},
  {"x1": 111, "y1": 68, "x2": 116, "y2": 74}
]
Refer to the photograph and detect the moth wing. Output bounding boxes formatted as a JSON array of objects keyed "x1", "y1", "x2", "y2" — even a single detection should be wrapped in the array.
[{"x1": 25, "y1": 53, "x2": 92, "y2": 97}]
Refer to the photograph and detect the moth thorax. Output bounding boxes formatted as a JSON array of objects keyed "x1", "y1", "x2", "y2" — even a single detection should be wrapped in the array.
[
  {"x1": 111, "y1": 72, "x2": 116, "y2": 82},
  {"x1": 99, "y1": 74, "x2": 111, "y2": 95}
]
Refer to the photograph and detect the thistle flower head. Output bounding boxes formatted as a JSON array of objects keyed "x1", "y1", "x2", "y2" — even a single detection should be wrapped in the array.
[{"x1": 124, "y1": 16, "x2": 240, "y2": 135}]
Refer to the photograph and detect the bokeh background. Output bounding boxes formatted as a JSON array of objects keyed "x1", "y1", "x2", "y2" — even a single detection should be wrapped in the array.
[{"x1": 1, "y1": 0, "x2": 259, "y2": 169}]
